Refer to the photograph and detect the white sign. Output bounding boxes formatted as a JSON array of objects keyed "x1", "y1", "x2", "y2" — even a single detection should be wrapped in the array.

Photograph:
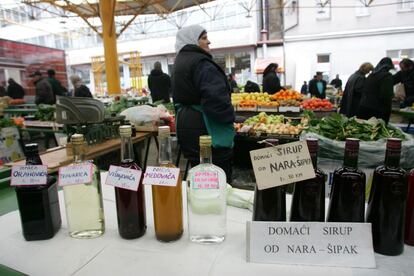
[
  {"x1": 106, "y1": 165, "x2": 142, "y2": 191},
  {"x1": 10, "y1": 165, "x2": 48, "y2": 186},
  {"x1": 278, "y1": 106, "x2": 301, "y2": 113},
  {"x1": 250, "y1": 141, "x2": 316, "y2": 190},
  {"x1": 58, "y1": 164, "x2": 93, "y2": 186},
  {"x1": 143, "y1": 166, "x2": 180, "y2": 187},
  {"x1": 246, "y1": 221, "x2": 376, "y2": 268}
]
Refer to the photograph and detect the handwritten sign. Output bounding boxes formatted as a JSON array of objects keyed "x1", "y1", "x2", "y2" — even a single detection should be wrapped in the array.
[
  {"x1": 10, "y1": 165, "x2": 48, "y2": 186},
  {"x1": 250, "y1": 141, "x2": 315, "y2": 190},
  {"x1": 246, "y1": 222, "x2": 376, "y2": 268},
  {"x1": 192, "y1": 171, "x2": 219, "y2": 189},
  {"x1": 143, "y1": 166, "x2": 180, "y2": 187},
  {"x1": 58, "y1": 164, "x2": 93, "y2": 186},
  {"x1": 106, "y1": 165, "x2": 142, "y2": 191}
]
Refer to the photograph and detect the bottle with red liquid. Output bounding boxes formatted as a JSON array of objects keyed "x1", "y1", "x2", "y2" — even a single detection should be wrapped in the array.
[
  {"x1": 115, "y1": 125, "x2": 146, "y2": 239},
  {"x1": 252, "y1": 139, "x2": 286, "y2": 221},
  {"x1": 366, "y1": 138, "x2": 408, "y2": 255},
  {"x1": 290, "y1": 138, "x2": 326, "y2": 222},
  {"x1": 406, "y1": 169, "x2": 414, "y2": 245},
  {"x1": 327, "y1": 138, "x2": 366, "y2": 222}
]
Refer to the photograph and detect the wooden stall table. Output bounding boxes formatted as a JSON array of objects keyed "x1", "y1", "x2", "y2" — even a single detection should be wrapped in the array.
[{"x1": 20, "y1": 120, "x2": 65, "y2": 149}]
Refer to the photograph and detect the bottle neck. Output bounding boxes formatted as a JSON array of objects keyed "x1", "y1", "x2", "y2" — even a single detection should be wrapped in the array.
[
  {"x1": 343, "y1": 149, "x2": 358, "y2": 168},
  {"x1": 121, "y1": 136, "x2": 134, "y2": 163},
  {"x1": 72, "y1": 144, "x2": 86, "y2": 164},
  {"x1": 200, "y1": 145, "x2": 212, "y2": 164},
  {"x1": 385, "y1": 149, "x2": 401, "y2": 168},
  {"x1": 158, "y1": 136, "x2": 172, "y2": 165}
]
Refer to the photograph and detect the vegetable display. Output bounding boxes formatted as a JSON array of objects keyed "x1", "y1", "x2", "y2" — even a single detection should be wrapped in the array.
[
  {"x1": 35, "y1": 104, "x2": 55, "y2": 121},
  {"x1": 301, "y1": 98, "x2": 333, "y2": 111}
]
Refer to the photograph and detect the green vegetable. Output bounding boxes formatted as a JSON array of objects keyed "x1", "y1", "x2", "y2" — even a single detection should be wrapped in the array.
[{"x1": 35, "y1": 104, "x2": 56, "y2": 121}]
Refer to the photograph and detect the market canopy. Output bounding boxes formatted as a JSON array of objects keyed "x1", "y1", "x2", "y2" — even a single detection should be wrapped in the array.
[{"x1": 22, "y1": 0, "x2": 213, "y2": 95}]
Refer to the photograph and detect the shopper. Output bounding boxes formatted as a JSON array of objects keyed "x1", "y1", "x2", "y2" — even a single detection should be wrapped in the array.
[
  {"x1": 148, "y1": 61, "x2": 171, "y2": 103},
  {"x1": 357, "y1": 57, "x2": 394, "y2": 124},
  {"x1": 31, "y1": 71, "x2": 55, "y2": 105},
  {"x1": 330, "y1": 74, "x2": 343, "y2": 90},
  {"x1": 309, "y1": 72, "x2": 327, "y2": 99},
  {"x1": 340, "y1": 62, "x2": 373, "y2": 117},
  {"x1": 262, "y1": 63, "x2": 282, "y2": 94},
  {"x1": 69, "y1": 75, "x2": 93, "y2": 98},
  {"x1": 300, "y1": 81, "x2": 308, "y2": 94},
  {"x1": 228, "y1": 73, "x2": 239, "y2": 92},
  {"x1": 244, "y1": 80, "x2": 260, "y2": 92},
  {"x1": 47, "y1": 69, "x2": 67, "y2": 98},
  {"x1": 393, "y1": 58, "x2": 414, "y2": 107},
  {"x1": 172, "y1": 24, "x2": 235, "y2": 183},
  {"x1": 0, "y1": 81, "x2": 7, "y2": 97},
  {"x1": 7, "y1": 78, "x2": 25, "y2": 99}
]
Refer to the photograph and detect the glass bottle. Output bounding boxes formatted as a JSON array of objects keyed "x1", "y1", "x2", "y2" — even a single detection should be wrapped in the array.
[
  {"x1": 151, "y1": 126, "x2": 183, "y2": 242},
  {"x1": 290, "y1": 138, "x2": 326, "y2": 222},
  {"x1": 15, "y1": 143, "x2": 61, "y2": 241},
  {"x1": 406, "y1": 169, "x2": 414, "y2": 245},
  {"x1": 115, "y1": 125, "x2": 146, "y2": 239},
  {"x1": 63, "y1": 134, "x2": 105, "y2": 238},
  {"x1": 327, "y1": 138, "x2": 366, "y2": 222},
  {"x1": 366, "y1": 138, "x2": 408, "y2": 255},
  {"x1": 187, "y1": 135, "x2": 227, "y2": 244},
  {"x1": 252, "y1": 139, "x2": 286, "y2": 221}
]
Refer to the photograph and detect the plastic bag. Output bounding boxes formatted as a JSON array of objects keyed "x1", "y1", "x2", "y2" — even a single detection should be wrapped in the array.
[{"x1": 120, "y1": 105, "x2": 162, "y2": 126}]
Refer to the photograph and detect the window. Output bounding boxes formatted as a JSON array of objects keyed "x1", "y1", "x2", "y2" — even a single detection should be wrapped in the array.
[
  {"x1": 355, "y1": 0, "x2": 370, "y2": 17},
  {"x1": 387, "y1": 49, "x2": 414, "y2": 60},
  {"x1": 315, "y1": 0, "x2": 331, "y2": 20},
  {"x1": 317, "y1": 54, "x2": 330, "y2": 63},
  {"x1": 398, "y1": 0, "x2": 414, "y2": 11}
]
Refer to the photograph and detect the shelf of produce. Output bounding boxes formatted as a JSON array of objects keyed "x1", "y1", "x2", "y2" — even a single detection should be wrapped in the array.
[
  {"x1": 6, "y1": 104, "x2": 36, "y2": 109},
  {"x1": 235, "y1": 109, "x2": 337, "y2": 122},
  {"x1": 3, "y1": 108, "x2": 37, "y2": 117}
]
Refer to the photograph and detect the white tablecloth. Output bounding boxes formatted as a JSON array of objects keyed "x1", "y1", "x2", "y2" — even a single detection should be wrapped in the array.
[{"x1": 1, "y1": 173, "x2": 413, "y2": 276}]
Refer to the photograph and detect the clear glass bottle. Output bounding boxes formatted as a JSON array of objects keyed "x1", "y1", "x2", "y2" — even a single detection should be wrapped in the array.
[
  {"x1": 366, "y1": 138, "x2": 408, "y2": 255},
  {"x1": 115, "y1": 125, "x2": 146, "y2": 239},
  {"x1": 187, "y1": 135, "x2": 227, "y2": 243},
  {"x1": 290, "y1": 138, "x2": 326, "y2": 222},
  {"x1": 252, "y1": 139, "x2": 286, "y2": 221},
  {"x1": 406, "y1": 169, "x2": 414, "y2": 245},
  {"x1": 327, "y1": 138, "x2": 366, "y2": 222},
  {"x1": 152, "y1": 126, "x2": 183, "y2": 242},
  {"x1": 63, "y1": 134, "x2": 105, "y2": 238},
  {"x1": 15, "y1": 143, "x2": 61, "y2": 241}
]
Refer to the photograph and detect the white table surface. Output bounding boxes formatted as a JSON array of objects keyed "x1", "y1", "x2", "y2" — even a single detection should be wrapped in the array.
[{"x1": 1, "y1": 173, "x2": 413, "y2": 276}]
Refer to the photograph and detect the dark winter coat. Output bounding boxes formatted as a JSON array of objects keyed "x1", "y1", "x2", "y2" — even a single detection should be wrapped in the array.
[
  {"x1": 148, "y1": 69, "x2": 171, "y2": 103},
  {"x1": 340, "y1": 71, "x2": 366, "y2": 117},
  {"x1": 48, "y1": 77, "x2": 66, "y2": 97},
  {"x1": 393, "y1": 69, "x2": 414, "y2": 107},
  {"x1": 7, "y1": 81, "x2": 25, "y2": 99},
  {"x1": 262, "y1": 71, "x2": 282, "y2": 94},
  {"x1": 309, "y1": 79, "x2": 327, "y2": 99},
  {"x1": 244, "y1": 80, "x2": 260, "y2": 92},
  {"x1": 35, "y1": 78, "x2": 55, "y2": 105},
  {"x1": 330, "y1": 78, "x2": 342, "y2": 89},
  {"x1": 74, "y1": 85, "x2": 93, "y2": 98}
]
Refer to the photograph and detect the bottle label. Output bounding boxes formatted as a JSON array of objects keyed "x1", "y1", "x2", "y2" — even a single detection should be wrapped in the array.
[
  {"x1": 192, "y1": 171, "x2": 219, "y2": 189},
  {"x1": 106, "y1": 165, "x2": 142, "y2": 191},
  {"x1": 58, "y1": 163, "x2": 93, "y2": 186},
  {"x1": 11, "y1": 165, "x2": 48, "y2": 186},
  {"x1": 143, "y1": 166, "x2": 180, "y2": 187}
]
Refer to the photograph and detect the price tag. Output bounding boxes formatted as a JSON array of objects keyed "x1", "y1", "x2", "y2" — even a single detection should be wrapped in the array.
[
  {"x1": 192, "y1": 171, "x2": 219, "y2": 189},
  {"x1": 250, "y1": 141, "x2": 315, "y2": 190},
  {"x1": 279, "y1": 106, "x2": 301, "y2": 113},
  {"x1": 106, "y1": 165, "x2": 142, "y2": 191},
  {"x1": 10, "y1": 165, "x2": 48, "y2": 186},
  {"x1": 143, "y1": 166, "x2": 180, "y2": 187},
  {"x1": 58, "y1": 163, "x2": 93, "y2": 186},
  {"x1": 246, "y1": 221, "x2": 376, "y2": 268}
]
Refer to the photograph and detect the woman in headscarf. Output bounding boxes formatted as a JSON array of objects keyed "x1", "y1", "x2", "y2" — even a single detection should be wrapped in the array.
[
  {"x1": 262, "y1": 63, "x2": 282, "y2": 94},
  {"x1": 172, "y1": 25, "x2": 235, "y2": 182},
  {"x1": 357, "y1": 57, "x2": 395, "y2": 124},
  {"x1": 69, "y1": 75, "x2": 93, "y2": 98}
]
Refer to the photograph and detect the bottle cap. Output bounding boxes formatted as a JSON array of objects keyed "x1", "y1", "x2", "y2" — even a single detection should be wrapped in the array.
[
  {"x1": 306, "y1": 138, "x2": 318, "y2": 153},
  {"x1": 119, "y1": 125, "x2": 132, "y2": 137},
  {"x1": 71, "y1": 134, "x2": 85, "y2": 145},
  {"x1": 24, "y1": 143, "x2": 39, "y2": 154},
  {"x1": 345, "y1": 138, "x2": 359, "y2": 151},
  {"x1": 386, "y1": 138, "x2": 402, "y2": 150},
  {"x1": 158, "y1": 126, "x2": 170, "y2": 138},
  {"x1": 199, "y1": 135, "x2": 212, "y2": 147}
]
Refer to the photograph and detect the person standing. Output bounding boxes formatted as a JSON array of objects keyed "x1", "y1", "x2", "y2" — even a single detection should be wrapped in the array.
[
  {"x1": 0, "y1": 81, "x2": 7, "y2": 97},
  {"x1": 330, "y1": 74, "x2": 343, "y2": 90},
  {"x1": 172, "y1": 25, "x2": 235, "y2": 182},
  {"x1": 244, "y1": 80, "x2": 260, "y2": 93},
  {"x1": 70, "y1": 75, "x2": 93, "y2": 98},
  {"x1": 393, "y1": 58, "x2": 414, "y2": 107},
  {"x1": 148, "y1": 61, "x2": 171, "y2": 103},
  {"x1": 300, "y1": 81, "x2": 308, "y2": 94},
  {"x1": 340, "y1": 62, "x2": 373, "y2": 117},
  {"x1": 228, "y1": 73, "x2": 239, "y2": 92},
  {"x1": 7, "y1": 78, "x2": 25, "y2": 99},
  {"x1": 47, "y1": 69, "x2": 66, "y2": 99},
  {"x1": 262, "y1": 63, "x2": 282, "y2": 94},
  {"x1": 31, "y1": 71, "x2": 55, "y2": 105},
  {"x1": 357, "y1": 57, "x2": 394, "y2": 124},
  {"x1": 309, "y1": 72, "x2": 327, "y2": 99}
]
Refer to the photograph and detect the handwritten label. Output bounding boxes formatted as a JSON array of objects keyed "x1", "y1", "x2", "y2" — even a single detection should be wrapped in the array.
[
  {"x1": 246, "y1": 222, "x2": 376, "y2": 268},
  {"x1": 58, "y1": 164, "x2": 93, "y2": 186},
  {"x1": 10, "y1": 165, "x2": 48, "y2": 186},
  {"x1": 250, "y1": 141, "x2": 315, "y2": 190},
  {"x1": 106, "y1": 165, "x2": 142, "y2": 191},
  {"x1": 192, "y1": 171, "x2": 219, "y2": 189},
  {"x1": 278, "y1": 106, "x2": 301, "y2": 113},
  {"x1": 143, "y1": 166, "x2": 179, "y2": 187}
]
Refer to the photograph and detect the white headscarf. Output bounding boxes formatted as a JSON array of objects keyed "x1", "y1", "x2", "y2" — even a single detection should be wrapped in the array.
[{"x1": 175, "y1": 25, "x2": 206, "y2": 53}]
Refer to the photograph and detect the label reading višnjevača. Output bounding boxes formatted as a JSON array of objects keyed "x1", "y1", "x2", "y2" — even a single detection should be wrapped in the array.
[
  {"x1": 58, "y1": 164, "x2": 93, "y2": 186},
  {"x1": 106, "y1": 165, "x2": 142, "y2": 191},
  {"x1": 249, "y1": 140, "x2": 316, "y2": 190},
  {"x1": 11, "y1": 165, "x2": 48, "y2": 186},
  {"x1": 143, "y1": 166, "x2": 180, "y2": 187}
]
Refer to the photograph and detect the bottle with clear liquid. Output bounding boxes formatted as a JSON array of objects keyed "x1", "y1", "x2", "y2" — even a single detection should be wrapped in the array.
[
  {"x1": 252, "y1": 139, "x2": 286, "y2": 221},
  {"x1": 115, "y1": 125, "x2": 146, "y2": 239},
  {"x1": 63, "y1": 134, "x2": 105, "y2": 238},
  {"x1": 290, "y1": 138, "x2": 326, "y2": 222},
  {"x1": 187, "y1": 135, "x2": 227, "y2": 243},
  {"x1": 15, "y1": 143, "x2": 61, "y2": 241},
  {"x1": 152, "y1": 126, "x2": 183, "y2": 242},
  {"x1": 327, "y1": 138, "x2": 366, "y2": 222},
  {"x1": 366, "y1": 138, "x2": 408, "y2": 255}
]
